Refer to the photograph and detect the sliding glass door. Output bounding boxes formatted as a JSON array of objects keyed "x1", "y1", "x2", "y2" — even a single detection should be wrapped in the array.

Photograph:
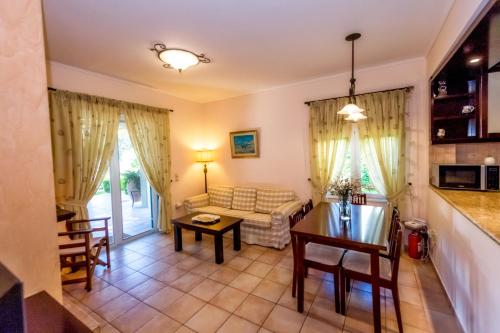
[{"x1": 87, "y1": 120, "x2": 157, "y2": 245}]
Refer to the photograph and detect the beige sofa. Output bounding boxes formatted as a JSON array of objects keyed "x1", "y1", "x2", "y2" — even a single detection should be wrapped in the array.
[{"x1": 184, "y1": 186, "x2": 302, "y2": 249}]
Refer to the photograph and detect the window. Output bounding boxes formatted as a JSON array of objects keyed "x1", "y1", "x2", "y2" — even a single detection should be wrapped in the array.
[{"x1": 338, "y1": 125, "x2": 382, "y2": 198}]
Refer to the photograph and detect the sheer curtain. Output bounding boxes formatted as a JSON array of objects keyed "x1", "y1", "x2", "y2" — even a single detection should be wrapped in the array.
[
  {"x1": 123, "y1": 104, "x2": 172, "y2": 233},
  {"x1": 356, "y1": 89, "x2": 408, "y2": 206},
  {"x1": 309, "y1": 98, "x2": 351, "y2": 204},
  {"x1": 49, "y1": 90, "x2": 120, "y2": 219}
]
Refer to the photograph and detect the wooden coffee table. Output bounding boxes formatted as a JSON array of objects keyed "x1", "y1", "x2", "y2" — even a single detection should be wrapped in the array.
[{"x1": 172, "y1": 213, "x2": 243, "y2": 264}]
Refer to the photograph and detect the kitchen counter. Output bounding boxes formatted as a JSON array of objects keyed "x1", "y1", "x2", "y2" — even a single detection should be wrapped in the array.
[{"x1": 430, "y1": 186, "x2": 500, "y2": 244}]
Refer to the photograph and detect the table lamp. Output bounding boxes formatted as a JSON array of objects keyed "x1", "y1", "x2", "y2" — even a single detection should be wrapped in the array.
[{"x1": 196, "y1": 149, "x2": 214, "y2": 193}]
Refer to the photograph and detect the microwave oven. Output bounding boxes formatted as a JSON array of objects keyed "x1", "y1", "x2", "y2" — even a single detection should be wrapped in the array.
[{"x1": 431, "y1": 164, "x2": 499, "y2": 191}]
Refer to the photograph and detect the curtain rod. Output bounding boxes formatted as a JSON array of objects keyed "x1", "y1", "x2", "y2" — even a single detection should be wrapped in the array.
[
  {"x1": 47, "y1": 87, "x2": 174, "y2": 112},
  {"x1": 304, "y1": 86, "x2": 414, "y2": 106}
]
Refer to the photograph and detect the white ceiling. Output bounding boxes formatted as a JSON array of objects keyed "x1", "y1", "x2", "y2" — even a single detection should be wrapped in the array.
[{"x1": 42, "y1": 0, "x2": 454, "y2": 103}]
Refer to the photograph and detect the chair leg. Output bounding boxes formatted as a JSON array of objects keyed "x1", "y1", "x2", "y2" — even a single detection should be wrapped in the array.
[
  {"x1": 346, "y1": 276, "x2": 351, "y2": 292},
  {"x1": 334, "y1": 271, "x2": 340, "y2": 313},
  {"x1": 105, "y1": 239, "x2": 111, "y2": 268},
  {"x1": 392, "y1": 286, "x2": 404, "y2": 333},
  {"x1": 291, "y1": 235, "x2": 297, "y2": 298},
  {"x1": 339, "y1": 271, "x2": 347, "y2": 315},
  {"x1": 305, "y1": 266, "x2": 309, "y2": 278}
]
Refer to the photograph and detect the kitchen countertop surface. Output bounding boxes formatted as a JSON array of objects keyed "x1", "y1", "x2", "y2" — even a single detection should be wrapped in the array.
[{"x1": 431, "y1": 186, "x2": 500, "y2": 244}]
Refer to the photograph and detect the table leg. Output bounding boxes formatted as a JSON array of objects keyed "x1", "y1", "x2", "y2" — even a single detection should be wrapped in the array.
[
  {"x1": 370, "y1": 251, "x2": 381, "y2": 333},
  {"x1": 296, "y1": 236, "x2": 305, "y2": 313},
  {"x1": 233, "y1": 224, "x2": 241, "y2": 251},
  {"x1": 195, "y1": 231, "x2": 202, "y2": 241},
  {"x1": 214, "y1": 234, "x2": 224, "y2": 264},
  {"x1": 174, "y1": 225, "x2": 183, "y2": 251}
]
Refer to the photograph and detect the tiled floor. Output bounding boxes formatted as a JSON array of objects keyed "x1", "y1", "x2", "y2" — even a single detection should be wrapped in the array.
[{"x1": 62, "y1": 231, "x2": 463, "y2": 333}]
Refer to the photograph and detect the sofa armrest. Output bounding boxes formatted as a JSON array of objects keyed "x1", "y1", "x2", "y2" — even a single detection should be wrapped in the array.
[
  {"x1": 184, "y1": 193, "x2": 210, "y2": 213},
  {"x1": 271, "y1": 200, "x2": 303, "y2": 222}
]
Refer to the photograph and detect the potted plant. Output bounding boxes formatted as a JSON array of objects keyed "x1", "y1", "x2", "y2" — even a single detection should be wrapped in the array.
[
  {"x1": 123, "y1": 170, "x2": 141, "y2": 206},
  {"x1": 327, "y1": 177, "x2": 360, "y2": 221}
]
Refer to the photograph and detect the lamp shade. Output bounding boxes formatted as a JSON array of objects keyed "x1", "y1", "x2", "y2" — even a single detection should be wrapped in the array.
[
  {"x1": 338, "y1": 103, "x2": 365, "y2": 115},
  {"x1": 345, "y1": 111, "x2": 368, "y2": 122},
  {"x1": 196, "y1": 150, "x2": 214, "y2": 163},
  {"x1": 159, "y1": 49, "x2": 199, "y2": 71}
]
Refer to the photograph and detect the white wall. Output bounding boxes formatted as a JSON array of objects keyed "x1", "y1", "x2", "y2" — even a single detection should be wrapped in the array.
[
  {"x1": 0, "y1": 0, "x2": 62, "y2": 300},
  {"x1": 47, "y1": 62, "x2": 206, "y2": 218},
  {"x1": 427, "y1": 190, "x2": 500, "y2": 333},
  {"x1": 202, "y1": 58, "x2": 429, "y2": 218}
]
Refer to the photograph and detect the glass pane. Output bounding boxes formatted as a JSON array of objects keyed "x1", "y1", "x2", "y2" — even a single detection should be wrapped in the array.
[
  {"x1": 118, "y1": 122, "x2": 154, "y2": 239},
  {"x1": 87, "y1": 168, "x2": 114, "y2": 243},
  {"x1": 359, "y1": 157, "x2": 379, "y2": 194}
]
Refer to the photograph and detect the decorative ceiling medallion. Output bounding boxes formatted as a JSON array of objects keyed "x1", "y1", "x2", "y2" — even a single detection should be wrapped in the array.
[{"x1": 150, "y1": 43, "x2": 211, "y2": 72}]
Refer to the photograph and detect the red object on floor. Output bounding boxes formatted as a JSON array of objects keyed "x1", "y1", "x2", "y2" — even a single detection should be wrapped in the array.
[{"x1": 408, "y1": 231, "x2": 422, "y2": 259}]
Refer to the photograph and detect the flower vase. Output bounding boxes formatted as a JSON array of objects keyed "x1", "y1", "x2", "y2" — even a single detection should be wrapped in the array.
[{"x1": 339, "y1": 196, "x2": 351, "y2": 222}]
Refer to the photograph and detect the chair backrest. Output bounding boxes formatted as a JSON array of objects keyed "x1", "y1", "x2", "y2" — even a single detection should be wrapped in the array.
[
  {"x1": 289, "y1": 209, "x2": 304, "y2": 229},
  {"x1": 351, "y1": 193, "x2": 367, "y2": 205},
  {"x1": 387, "y1": 207, "x2": 400, "y2": 247},
  {"x1": 303, "y1": 199, "x2": 313, "y2": 215},
  {"x1": 390, "y1": 223, "x2": 403, "y2": 284}
]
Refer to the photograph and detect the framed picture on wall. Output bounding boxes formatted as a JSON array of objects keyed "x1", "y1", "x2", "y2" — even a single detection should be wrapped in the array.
[{"x1": 229, "y1": 130, "x2": 259, "y2": 158}]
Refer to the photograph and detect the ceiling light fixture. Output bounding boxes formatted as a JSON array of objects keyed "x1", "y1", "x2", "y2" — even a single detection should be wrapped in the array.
[
  {"x1": 338, "y1": 33, "x2": 367, "y2": 122},
  {"x1": 150, "y1": 43, "x2": 211, "y2": 72}
]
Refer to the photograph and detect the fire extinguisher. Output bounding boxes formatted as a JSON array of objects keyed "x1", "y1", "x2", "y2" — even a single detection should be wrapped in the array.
[
  {"x1": 408, "y1": 230, "x2": 422, "y2": 259},
  {"x1": 405, "y1": 220, "x2": 429, "y2": 260}
]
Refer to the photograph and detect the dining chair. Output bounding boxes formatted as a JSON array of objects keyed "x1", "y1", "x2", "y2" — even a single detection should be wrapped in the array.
[
  {"x1": 340, "y1": 222, "x2": 404, "y2": 332},
  {"x1": 303, "y1": 199, "x2": 313, "y2": 214},
  {"x1": 58, "y1": 217, "x2": 111, "y2": 291},
  {"x1": 290, "y1": 209, "x2": 345, "y2": 313},
  {"x1": 351, "y1": 193, "x2": 367, "y2": 205}
]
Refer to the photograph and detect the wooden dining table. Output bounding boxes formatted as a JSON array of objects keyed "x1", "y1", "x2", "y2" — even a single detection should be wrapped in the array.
[{"x1": 290, "y1": 202, "x2": 387, "y2": 333}]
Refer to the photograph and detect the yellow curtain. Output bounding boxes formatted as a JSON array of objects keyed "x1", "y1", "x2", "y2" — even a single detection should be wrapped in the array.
[
  {"x1": 49, "y1": 90, "x2": 120, "y2": 219},
  {"x1": 309, "y1": 98, "x2": 351, "y2": 204},
  {"x1": 356, "y1": 89, "x2": 408, "y2": 206},
  {"x1": 123, "y1": 104, "x2": 172, "y2": 233}
]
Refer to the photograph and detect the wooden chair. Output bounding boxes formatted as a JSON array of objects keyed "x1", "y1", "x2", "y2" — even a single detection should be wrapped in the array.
[
  {"x1": 351, "y1": 193, "x2": 367, "y2": 205},
  {"x1": 290, "y1": 209, "x2": 345, "y2": 313},
  {"x1": 58, "y1": 217, "x2": 111, "y2": 291},
  {"x1": 340, "y1": 221, "x2": 404, "y2": 332},
  {"x1": 303, "y1": 199, "x2": 313, "y2": 215}
]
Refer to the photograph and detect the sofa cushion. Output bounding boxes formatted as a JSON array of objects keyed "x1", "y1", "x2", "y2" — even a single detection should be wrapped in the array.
[
  {"x1": 208, "y1": 186, "x2": 233, "y2": 208},
  {"x1": 223, "y1": 209, "x2": 253, "y2": 219},
  {"x1": 232, "y1": 187, "x2": 257, "y2": 211},
  {"x1": 243, "y1": 213, "x2": 272, "y2": 228},
  {"x1": 194, "y1": 206, "x2": 230, "y2": 215},
  {"x1": 255, "y1": 189, "x2": 295, "y2": 214}
]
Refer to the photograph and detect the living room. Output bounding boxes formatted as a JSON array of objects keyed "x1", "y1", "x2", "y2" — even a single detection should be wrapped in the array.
[{"x1": 1, "y1": 1, "x2": 499, "y2": 333}]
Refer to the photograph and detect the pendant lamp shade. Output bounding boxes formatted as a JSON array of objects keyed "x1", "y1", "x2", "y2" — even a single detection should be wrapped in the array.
[{"x1": 338, "y1": 103, "x2": 365, "y2": 115}]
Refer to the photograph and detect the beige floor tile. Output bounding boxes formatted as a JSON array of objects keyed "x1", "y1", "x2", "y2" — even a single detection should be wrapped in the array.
[
  {"x1": 128, "y1": 278, "x2": 166, "y2": 301},
  {"x1": 80, "y1": 285, "x2": 124, "y2": 310},
  {"x1": 387, "y1": 300, "x2": 430, "y2": 332},
  {"x1": 136, "y1": 313, "x2": 182, "y2": 333},
  {"x1": 209, "y1": 286, "x2": 248, "y2": 313},
  {"x1": 426, "y1": 309, "x2": 462, "y2": 333},
  {"x1": 229, "y1": 272, "x2": 262, "y2": 293},
  {"x1": 208, "y1": 266, "x2": 240, "y2": 284},
  {"x1": 258, "y1": 328, "x2": 273, "y2": 333},
  {"x1": 307, "y1": 296, "x2": 345, "y2": 328},
  {"x1": 175, "y1": 256, "x2": 203, "y2": 271},
  {"x1": 113, "y1": 272, "x2": 150, "y2": 292},
  {"x1": 234, "y1": 295, "x2": 275, "y2": 325},
  {"x1": 398, "y1": 285, "x2": 423, "y2": 306},
  {"x1": 256, "y1": 252, "x2": 282, "y2": 265},
  {"x1": 300, "y1": 316, "x2": 342, "y2": 333},
  {"x1": 385, "y1": 319, "x2": 431, "y2": 333},
  {"x1": 251, "y1": 279, "x2": 287, "y2": 302},
  {"x1": 190, "y1": 261, "x2": 220, "y2": 277},
  {"x1": 276, "y1": 256, "x2": 294, "y2": 270},
  {"x1": 278, "y1": 287, "x2": 314, "y2": 312},
  {"x1": 263, "y1": 304, "x2": 306, "y2": 333},
  {"x1": 185, "y1": 303, "x2": 230, "y2": 333},
  {"x1": 101, "y1": 324, "x2": 121, "y2": 333},
  {"x1": 170, "y1": 272, "x2": 205, "y2": 292},
  {"x1": 316, "y1": 280, "x2": 335, "y2": 300},
  {"x1": 64, "y1": 278, "x2": 110, "y2": 300},
  {"x1": 95, "y1": 293, "x2": 140, "y2": 322},
  {"x1": 111, "y1": 302, "x2": 159, "y2": 333},
  {"x1": 140, "y1": 261, "x2": 170, "y2": 277},
  {"x1": 226, "y1": 256, "x2": 253, "y2": 271},
  {"x1": 303, "y1": 276, "x2": 322, "y2": 295},
  {"x1": 154, "y1": 266, "x2": 187, "y2": 284},
  {"x1": 398, "y1": 270, "x2": 419, "y2": 288},
  {"x1": 189, "y1": 278, "x2": 225, "y2": 301},
  {"x1": 266, "y1": 267, "x2": 293, "y2": 285},
  {"x1": 245, "y1": 261, "x2": 274, "y2": 278},
  {"x1": 126, "y1": 256, "x2": 157, "y2": 271},
  {"x1": 100, "y1": 266, "x2": 137, "y2": 284},
  {"x1": 348, "y1": 289, "x2": 378, "y2": 314},
  {"x1": 144, "y1": 285, "x2": 185, "y2": 313},
  {"x1": 164, "y1": 252, "x2": 191, "y2": 266},
  {"x1": 163, "y1": 294, "x2": 206, "y2": 323},
  {"x1": 175, "y1": 326, "x2": 196, "y2": 333},
  {"x1": 217, "y1": 314, "x2": 259, "y2": 333},
  {"x1": 343, "y1": 307, "x2": 375, "y2": 333},
  {"x1": 240, "y1": 247, "x2": 267, "y2": 260},
  {"x1": 419, "y1": 288, "x2": 454, "y2": 315}
]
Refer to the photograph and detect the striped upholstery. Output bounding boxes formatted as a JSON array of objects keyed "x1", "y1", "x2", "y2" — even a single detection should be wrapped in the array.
[
  {"x1": 192, "y1": 206, "x2": 230, "y2": 215},
  {"x1": 183, "y1": 193, "x2": 209, "y2": 212},
  {"x1": 232, "y1": 187, "x2": 257, "y2": 211},
  {"x1": 255, "y1": 189, "x2": 295, "y2": 214},
  {"x1": 242, "y1": 213, "x2": 272, "y2": 228},
  {"x1": 208, "y1": 186, "x2": 234, "y2": 209}
]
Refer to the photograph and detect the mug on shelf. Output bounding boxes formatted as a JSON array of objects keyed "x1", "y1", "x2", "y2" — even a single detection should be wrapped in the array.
[
  {"x1": 437, "y1": 128, "x2": 446, "y2": 138},
  {"x1": 461, "y1": 105, "x2": 475, "y2": 114}
]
